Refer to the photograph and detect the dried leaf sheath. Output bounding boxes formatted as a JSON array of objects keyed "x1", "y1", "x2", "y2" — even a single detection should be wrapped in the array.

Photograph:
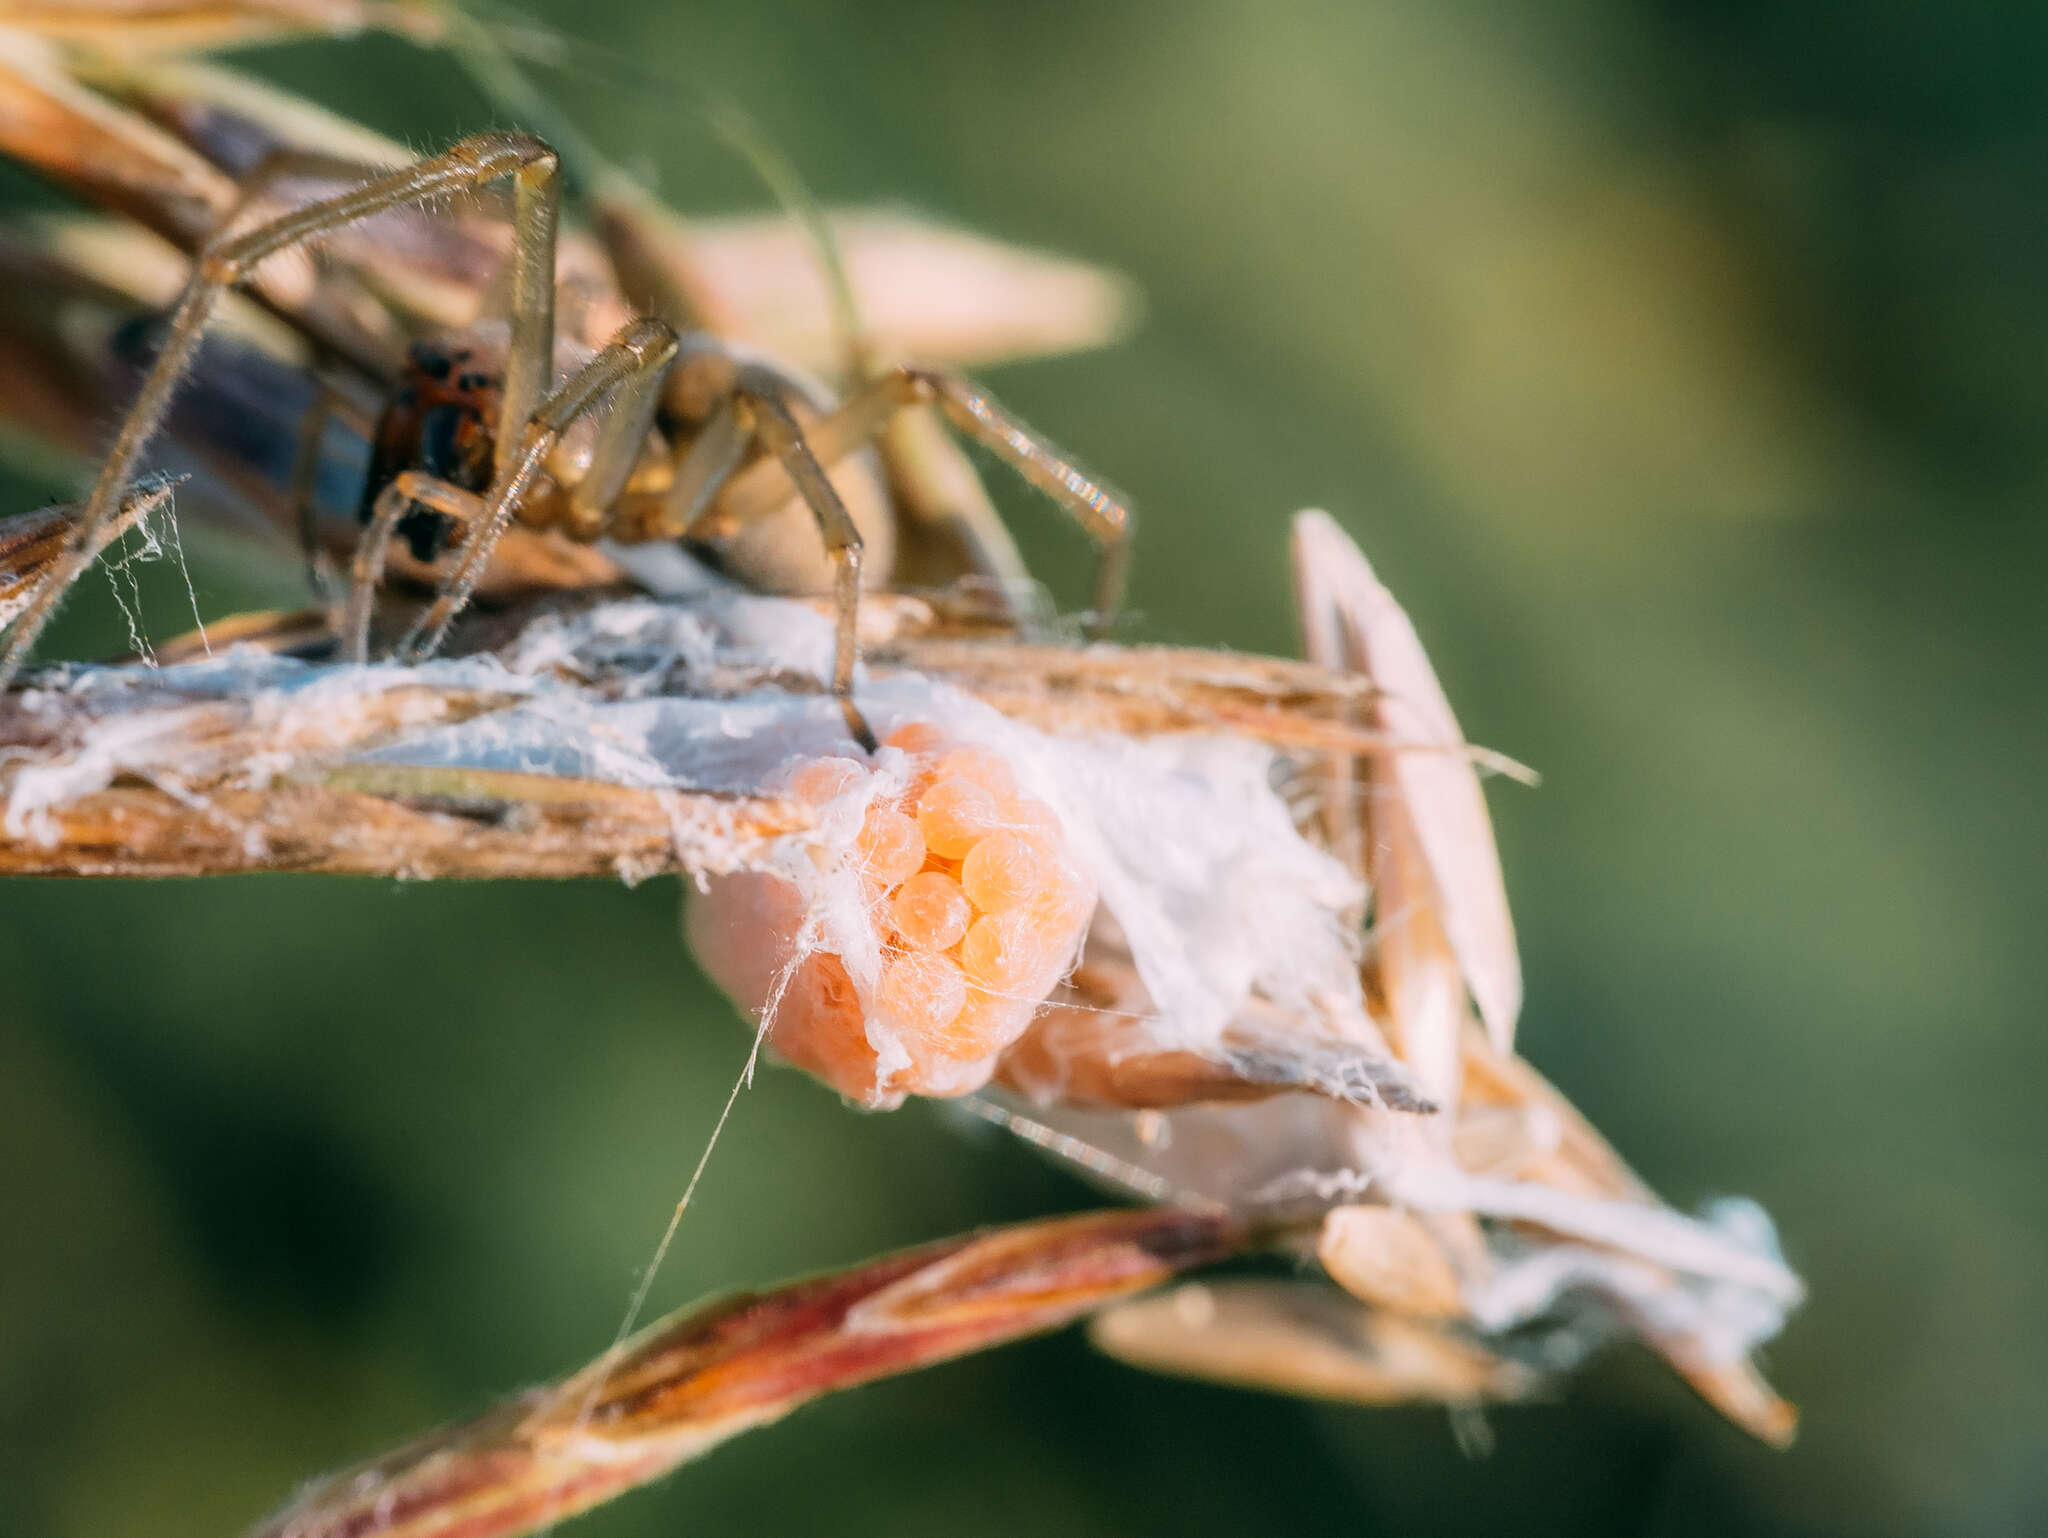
[{"x1": 244, "y1": 1208, "x2": 1246, "y2": 1538}]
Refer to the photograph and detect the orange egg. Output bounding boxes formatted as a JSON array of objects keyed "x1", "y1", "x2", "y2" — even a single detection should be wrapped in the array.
[
  {"x1": 767, "y1": 952, "x2": 880, "y2": 1101},
  {"x1": 959, "y1": 830, "x2": 1053, "y2": 913},
  {"x1": 1028, "y1": 866, "x2": 1097, "y2": 935},
  {"x1": 926, "y1": 990, "x2": 1031, "y2": 1064},
  {"x1": 787, "y1": 756, "x2": 866, "y2": 805},
  {"x1": 916, "y1": 775, "x2": 1002, "y2": 859},
  {"x1": 958, "y1": 908, "x2": 1050, "y2": 995},
  {"x1": 877, "y1": 950, "x2": 969, "y2": 1036},
  {"x1": 934, "y1": 744, "x2": 1018, "y2": 802},
  {"x1": 884, "y1": 721, "x2": 949, "y2": 758},
  {"x1": 857, "y1": 805, "x2": 926, "y2": 890},
  {"x1": 890, "y1": 870, "x2": 972, "y2": 950},
  {"x1": 1000, "y1": 795, "x2": 1064, "y2": 839}
]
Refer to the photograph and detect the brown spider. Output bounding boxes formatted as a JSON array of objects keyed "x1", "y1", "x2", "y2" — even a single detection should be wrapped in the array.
[{"x1": 0, "y1": 130, "x2": 1132, "y2": 752}]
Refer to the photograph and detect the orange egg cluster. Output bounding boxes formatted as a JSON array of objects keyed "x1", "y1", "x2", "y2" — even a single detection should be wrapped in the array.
[{"x1": 761, "y1": 722, "x2": 1095, "y2": 1103}]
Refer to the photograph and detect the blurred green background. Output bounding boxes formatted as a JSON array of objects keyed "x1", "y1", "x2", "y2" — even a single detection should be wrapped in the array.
[{"x1": 4, "y1": 2, "x2": 2046, "y2": 1534}]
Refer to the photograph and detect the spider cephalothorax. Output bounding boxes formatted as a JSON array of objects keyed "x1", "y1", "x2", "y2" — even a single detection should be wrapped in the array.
[{"x1": 365, "y1": 339, "x2": 504, "y2": 561}]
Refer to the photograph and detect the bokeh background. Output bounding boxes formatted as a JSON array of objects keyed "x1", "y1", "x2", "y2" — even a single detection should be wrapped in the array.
[{"x1": 5, "y1": 3, "x2": 2046, "y2": 1535}]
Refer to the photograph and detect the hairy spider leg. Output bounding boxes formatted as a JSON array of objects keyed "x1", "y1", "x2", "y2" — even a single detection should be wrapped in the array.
[
  {"x1": 707, "y1": 365, "x2": 1133, "y2": 634},
  {"x1": 221, "y1": 146, "x2": 414, "y2": 603},
  {"x1": 345, "y1": 472, "x2": 481, "y2": 663},
  {"x1": 734, "y1": 370, "x2": 876, "y2": 752}
]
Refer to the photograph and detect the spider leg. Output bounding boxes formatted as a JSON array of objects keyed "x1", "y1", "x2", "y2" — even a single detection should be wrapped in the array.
[
  {"x1": 731, "y1": 369, "x2": 877, "y2": 752},
  {"x1": 564, "y1": 322, "x2": 676, "y2": 537},
  {"x1": 655, "y1": 396, "x2": 751, "y2": 538},
  {"x1": 708, "y1": 365, "x2": 1133, "y2": 635},
  {"x1": 286, "y1": 376, "x2": 353, "y2": 602},
  {"x1": 875, "y1": 406, "x2": 1033, "y2": 612},
  {"x1": 0, "y1": 132, "x2": 563, "y2": 692},
  {"x1": 396, "y1": 317, "x2": 680, "y2": 662},
  {"x1": 921, "y1": 370, "x2": 1131, "y2": 629},
  {"x1": 345, "y1": 472, "x2": 485, "y2": 664},
  {"x1": 213, "y1": 145, "x2": 431, "y2": 378}
]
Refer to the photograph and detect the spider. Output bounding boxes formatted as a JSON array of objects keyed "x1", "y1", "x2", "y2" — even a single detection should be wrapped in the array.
[{"x1": 0, "y1": 130, "x2": 1132, "y2": 753}]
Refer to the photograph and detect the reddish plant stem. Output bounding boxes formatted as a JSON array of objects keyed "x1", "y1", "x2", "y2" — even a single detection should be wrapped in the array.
[{"x1": 246, "y1": 1208, "x2": 1247, "y2": 1538}]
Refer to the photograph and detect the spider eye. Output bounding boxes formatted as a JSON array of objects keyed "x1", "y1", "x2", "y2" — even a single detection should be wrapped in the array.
[{"x1": 410, "y1": 342, "x2": 453, "y2": 380}]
